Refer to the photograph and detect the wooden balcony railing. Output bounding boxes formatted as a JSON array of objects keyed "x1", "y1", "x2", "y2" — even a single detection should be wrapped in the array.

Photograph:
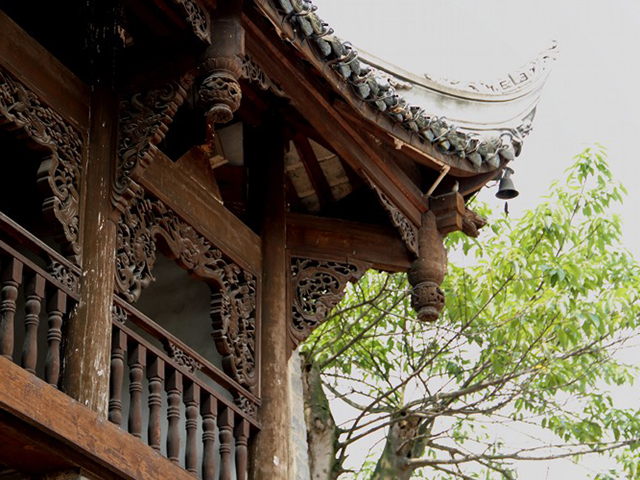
[
  {"x1": 0, "y1": 213, "x2": 79, "y2": 389},
  {"x1": 109, "y1": 298, "x2": 260, "y2": 479}
]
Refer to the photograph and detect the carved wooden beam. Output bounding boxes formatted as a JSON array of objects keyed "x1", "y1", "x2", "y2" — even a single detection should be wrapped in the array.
[
  {"x1": 286, "y1": 213, "x2": 412, "y2": 272},
  {"x1": 0, "y1": 67, "x2": 84, "y2": 261},
  {"x1": 289, "y1": 257, "x2": 370, "y2": 347}
]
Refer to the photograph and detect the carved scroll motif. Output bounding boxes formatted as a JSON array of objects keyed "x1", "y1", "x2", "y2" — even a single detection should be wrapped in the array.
[
  {"x1": 116, "y1": 75, "x2": 193, "y2": 209},
  {"x1": 115, "y1": 196, "x2": 258, "y2": 391},
  {"x1": 166, "y1": 342, "x2": 203, "y2": 374},
  {"x1": 290, "y1": 258, "x2": 369, "y2": 345},
  {"x1": 171, "y1": 0, "x2": 211, "y2": 43},
  {"x1": 240, "y1": 54, "x2": 286, "y2": 97},
  {"x1": 364, "y1": 176, "x2": 419, "y2": 257},
  {"x1": 47, "y1": 261, "x2": 80, "y2": 293},
  {"x1": 0, "y1": 69, "x2": 83, "y2": 259},
  {"x1": 111, "y1": 304, "x2": 128, "y2": 325},
  {"x1": 235, "y1": 394, "x2": 257, "y2": 418}
]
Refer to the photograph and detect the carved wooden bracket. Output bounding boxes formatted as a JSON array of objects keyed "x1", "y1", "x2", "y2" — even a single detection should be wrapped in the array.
[
  {"x1": 170, "y1": 0, "x2": 211, "y2": 43},
  {"x1": 365, "y1": 176, "x2": 419, "y2": 257},
  {"x1": 115, "y1": 74, "x2": 194, "y2": 211},
  {"x1": 290, "y1": 257, "x2": 370, "y2": 346},
  {"x1": 0, "y1": 68, "x2": 83, "y2": 260},
  {"x1": 115, "y1": 195, "x2": 258, "y2": 391}
]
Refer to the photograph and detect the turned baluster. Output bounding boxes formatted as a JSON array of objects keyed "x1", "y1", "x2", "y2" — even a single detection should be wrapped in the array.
[
  {"x1": 45, "y1": 290, "x2": 67, "y2": 387},
  {"x1": 184, "y1": 382, "x2": 200, "y2": 474},
  {"x1": 201, "y1": 395, "x2": 218, "y2": 480},
  {"x1": 166, "y1": 369, "x2": 183, "y2": 464},
  {"x1": 0, "y1": 258, "x2": 23, "y2": 361},
  {"x1": 108, "y1": 329, "x2": 128, "y2": 426},
  {"x1": 146, "y1": 355, "x2": 165, "y2": 451},
  {"x1": 128, "y1": 344, "x2": 146, "y2": 438},
  {"x1": 21, "y1": 274, "x2": 45, "y2": 374},
  {"x1": 235, "y1": 419, "x2": 250, "y2": 480},
  {"x1": 219, "y1": 407, "x2": 235, "y2": 480}
]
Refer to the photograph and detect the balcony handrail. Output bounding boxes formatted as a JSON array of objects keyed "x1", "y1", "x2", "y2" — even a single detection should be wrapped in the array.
[
  {"x1": 112, "y1": 296, "x2": 260, "y2": 407},
  {"x1": 0, "y1": 212, "x2": 81, "y2": 277},
  {"x1": 114, "y1": 321, "x2": 260, "y2": 428},
  {"x1": 0, "y1": 237, "x2": 79, "y2": 300}
]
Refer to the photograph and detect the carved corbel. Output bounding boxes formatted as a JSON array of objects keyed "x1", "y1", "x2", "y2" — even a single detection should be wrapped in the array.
[
  {"x1": 197, "y1": 1, "x2": 245, "y2": 128},
  {"x1": 290, "y1": 258, "x2": 370, "y2": 346},
  {"x1": 0, "y1": 68, "x2": 83, "y2": 261},
  {"x1": 408, "y1": 192, "x2": 486, "y2": 322},
  {"x1": 363, "y1": 174, "x2": 419, "y2": 257},
  {"x1": 115, "y1": 74, "x2": 194, "y2": 211}
]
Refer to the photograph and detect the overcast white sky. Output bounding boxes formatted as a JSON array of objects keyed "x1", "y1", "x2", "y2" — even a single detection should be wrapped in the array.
[{"x1": 316, "y1": 1, "x2": 640, "y2": 477}]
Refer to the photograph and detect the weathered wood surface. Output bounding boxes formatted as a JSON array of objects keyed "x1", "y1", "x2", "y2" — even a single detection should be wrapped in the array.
[
  {"x1": 62, "y1": 83, "x2": 117, "y2": 416},
  {"x1": 251, "y1": 121, "x2": 290, "y2": 478},
  {"x1": 139, "y1": 150, "x2": 262, "y2": 275},
  {"x1": 0, "y1": 356, "x2": 194, "y2": 480},
  {"x1": 286, "y1": 213, "x2": 412, "y2": 272},
  {"x1": 0, "y1": 11, "x2": 89, "y2": 130},
  {"x1": 244, "y1": 9, "x2": 425, "y2": 226}
]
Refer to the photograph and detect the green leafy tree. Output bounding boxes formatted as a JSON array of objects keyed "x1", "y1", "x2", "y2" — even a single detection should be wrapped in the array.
[{"x1": 300, "y1": 147, "x2": 640, "y2": 479}]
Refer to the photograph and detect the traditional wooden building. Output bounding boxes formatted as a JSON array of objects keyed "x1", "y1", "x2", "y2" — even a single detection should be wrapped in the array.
[{"x1": 0, "y1": 1, "x2": 553, "y2": 478}]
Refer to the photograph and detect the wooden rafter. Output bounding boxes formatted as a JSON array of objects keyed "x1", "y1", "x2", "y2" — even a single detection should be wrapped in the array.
[
  {"x1": 292, "y1": 134, "x2": 335, "y2": 208},
  {"x1": 243, "y1": 10, "x2": 425, "y2": 226}
]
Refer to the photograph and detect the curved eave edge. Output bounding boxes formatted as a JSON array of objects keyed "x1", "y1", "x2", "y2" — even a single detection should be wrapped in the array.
[{"x1": 253, "y1": 0, "x2": 556, "y2": 172}]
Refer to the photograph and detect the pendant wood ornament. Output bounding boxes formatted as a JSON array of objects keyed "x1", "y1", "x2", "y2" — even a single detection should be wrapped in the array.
[
  {"x1": 197, "y1": 1, "x2": 244, "y2": 129},
  {"x1": 407, "y1": 211, "x2": 447, "y2": 323},
  {"x1": 408, "y1": 191, "x2": 485, "y2": 322}
]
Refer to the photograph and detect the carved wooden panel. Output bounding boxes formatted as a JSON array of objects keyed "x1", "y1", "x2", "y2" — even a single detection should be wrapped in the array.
[
  {"x1": 171, "y1": 0, "x2": 210, "y2": 43},
  {"x1": 115, "y1": 195, "x2": 258, "y2": 391},
  {"x1": 0, "y1": 67, "x2": 83, "y2": 259},
  {"x1": 115, "y1": 74, "x2": 193, "y2": 209},
  {"x1": 364, "y1": 174, "x2": 419, "y2": 257},
  {"x1": 290, "y1": 258, "x2": 369, "y2": 346}
]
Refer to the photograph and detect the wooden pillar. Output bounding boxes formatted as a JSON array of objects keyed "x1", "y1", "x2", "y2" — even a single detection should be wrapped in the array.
[
  {"x1": 61, "y1": 4, "x2": 119, "y2": 416},
  {"x1": 250, "y1": 119, "x2": 290, "y2": 478}
]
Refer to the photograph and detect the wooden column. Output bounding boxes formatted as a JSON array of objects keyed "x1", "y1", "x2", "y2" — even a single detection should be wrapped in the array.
[
  {"x1": 250, "y1": 119, "x2": 290, "y2": 478},
  {"x1": 62, "y1": 5, "x2": 119, "y2": 415}
]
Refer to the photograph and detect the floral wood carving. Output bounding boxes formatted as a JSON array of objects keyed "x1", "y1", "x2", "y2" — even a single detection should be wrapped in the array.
[
  {"x1": 364, "y1": 175, "x2": 419, "y2": 257},
  {"x1": 0, "y1": 68, "x2": 83, "y2": 259},
  {"x1": 234, "y1": 394, "x2": 257, "y2": 418},
  {"x1": 290, "y1": 258, "x2": 369, "y2": 346},
  {"x1": 48, "y1": 261, "x2": 80, "y2": 293},
  {"x1": 166, "y1": 342, "x2": 203, "y2": 374},
  {"x1": 115, "y1": 196, "x2": 258, "y2": 390},
  {"x1": 171, "y1": 0, "x2": 210, "y2": 43},
  {"x1": 240, "y1": 54, "x2": 286, "y2": 97},
  {"x1": 115, "y1": 74, "x2": 193, "y2": 209},
  {"x1": 111, "y1": 304, "x2": 128, "y2": 325}
]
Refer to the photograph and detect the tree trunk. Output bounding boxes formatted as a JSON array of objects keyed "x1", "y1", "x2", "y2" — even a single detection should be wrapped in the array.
[
  {"x1": 301, "y1": 356, "x2": 341, "y2": 480},
  {"x1": 370, "y1": 413, "x2": 421, "y2": 480}
]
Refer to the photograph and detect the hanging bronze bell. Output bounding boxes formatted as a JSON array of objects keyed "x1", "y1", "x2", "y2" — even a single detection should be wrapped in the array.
[{"x1": 496, "y1": 167, "x2": 519, "y2": 199}]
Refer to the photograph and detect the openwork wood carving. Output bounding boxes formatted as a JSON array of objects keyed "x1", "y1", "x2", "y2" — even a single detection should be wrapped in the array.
[
  {"x1": 116, "y1": 74, "x2": 193, "y2": 209},
  {"x1": 166, "y1": 342, "x2": 203, "y2": 374},
  {"x1": 241, "y1": 54, "x2": 286, "y2": 97},
  {"x1": 290, "y1": 258, "x2": 369, "y2": 345},
  {"x1": 0, "y1": 68, "x2": 83, "y2": 259},
  {"x1": 48, "y1": 261, "x2": 80, "y2": 293},
  {"x1": 364, "y1": 175, "x2": 419, "y2": 257},
  {"x1": 115, "y1": 196, "x2": 258, "y2": 390},
  {"x1": 171, "y1": 0, "x2": 210, "y2": 43}
]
